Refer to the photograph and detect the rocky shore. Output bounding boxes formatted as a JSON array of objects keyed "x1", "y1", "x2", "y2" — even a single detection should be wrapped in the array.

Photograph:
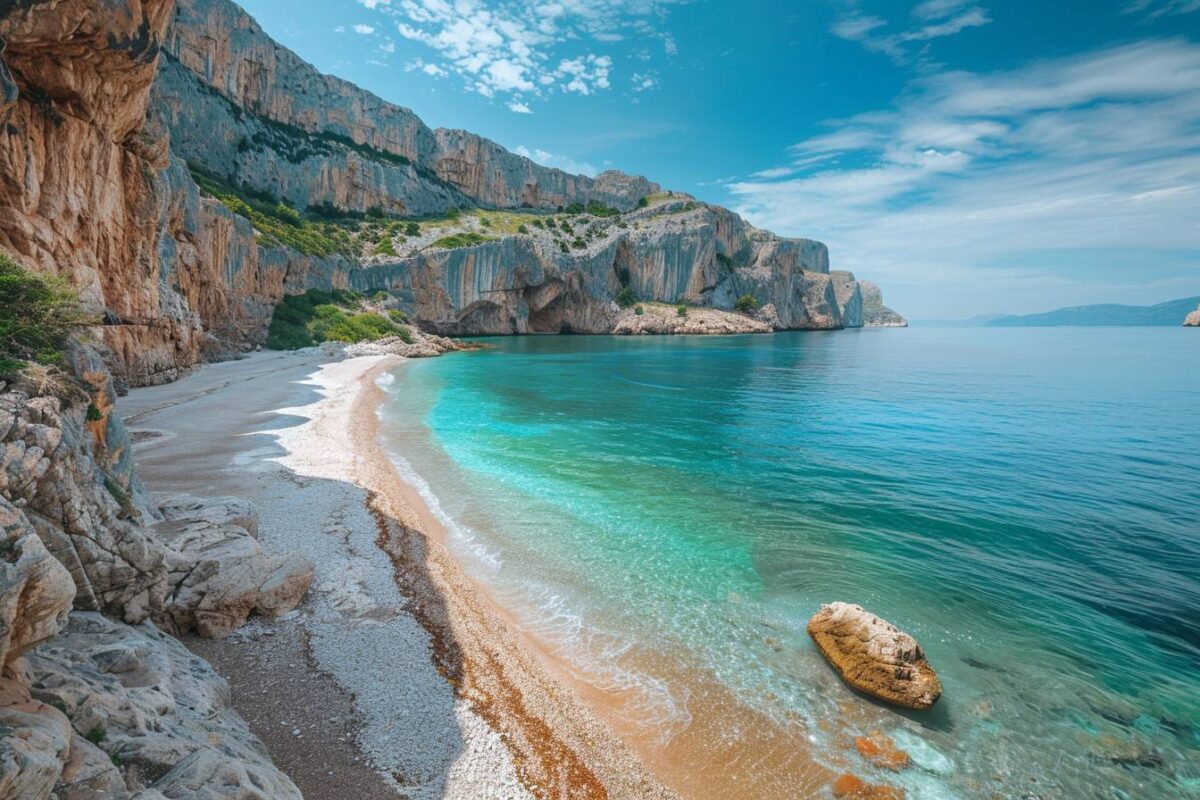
[{"x1": 1185, "y1": 303, "x2": 1200, "y2": 326}]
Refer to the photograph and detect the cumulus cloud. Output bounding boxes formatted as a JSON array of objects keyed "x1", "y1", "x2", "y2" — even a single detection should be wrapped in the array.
[
  {"x1": 352, "y1": 0, "x2": 683, "y2": 110},
  {"x1": 726, "y1": 40, "x2": 1200, "y2": 316},
  {"x1": 352, "y1": 23, "x2": 376, "y2": 34},
  {"x1": 508, "y1": 100, "x2": 533, "y2": 113}
]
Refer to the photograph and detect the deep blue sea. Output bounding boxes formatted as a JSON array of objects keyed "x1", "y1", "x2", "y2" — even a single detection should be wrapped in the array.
[{"x1": 377, "y1": 328, "x2": 1200, "y2": 799}]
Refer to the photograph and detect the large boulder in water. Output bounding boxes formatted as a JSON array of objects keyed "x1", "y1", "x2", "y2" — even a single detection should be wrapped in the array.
[{"x1": 807, "y1": 602, "x2": 941, "y2": 710}]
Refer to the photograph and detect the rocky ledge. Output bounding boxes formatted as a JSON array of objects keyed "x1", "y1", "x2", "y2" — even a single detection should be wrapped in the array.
[
  {"x1": 612, "y1": 303, "x2": 773, "y2": 335},
  {"x1": 0, "y1": 346, "x2": 314, "y2": 798},
  {"x1": 1184, "y1": 303, "x2": 1200, "y2": 326},
  {"x1": 807, "y1": 602, "x2": 941, "y2": 710}
]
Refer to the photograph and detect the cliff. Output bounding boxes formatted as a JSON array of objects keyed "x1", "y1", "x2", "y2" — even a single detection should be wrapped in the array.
[
  {"x1": 0, "y1": 0, "x2": 902, "y2": 389},
  {"x1": 1184, "y1": 303, "x2": 1199, "y2": 326}
]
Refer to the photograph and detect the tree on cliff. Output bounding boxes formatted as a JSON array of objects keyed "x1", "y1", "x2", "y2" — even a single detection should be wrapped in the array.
[{"x1": 0, "y1": 253, "x2": 93, "y2": 377}]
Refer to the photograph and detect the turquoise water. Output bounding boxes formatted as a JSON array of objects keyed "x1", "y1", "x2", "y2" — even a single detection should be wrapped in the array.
[{"x1": 377, "y1": 328, "x2": 1200, "y2": 799}]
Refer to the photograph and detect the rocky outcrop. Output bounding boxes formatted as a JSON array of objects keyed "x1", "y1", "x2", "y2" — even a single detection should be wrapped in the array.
[
  {"x1": 611, "y1": 303, "x2": 772, "y2": 335},
  {"x1": 860, "y1": 282, "x2": 907, "y2": 328},
  {"x1": 1185, "y1": 303, "x2": 1200, "y2": 326},
  {"x1": 344, "y1": 329, "x2": 470, "y2": 358},
  {"x1": 25, "y1": 612, "x2": 303, "y2": 799},
  {"x1": 807, "y1": 602, "x2": 941, "y2": 710}
]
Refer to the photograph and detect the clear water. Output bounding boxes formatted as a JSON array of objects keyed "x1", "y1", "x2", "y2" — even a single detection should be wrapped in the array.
[{"x1": 376, "y1": 328, "x2": 1200, "y2": 799}]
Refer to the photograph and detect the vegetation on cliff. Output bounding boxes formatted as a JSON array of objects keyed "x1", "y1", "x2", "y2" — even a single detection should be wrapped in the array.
[
  {"x1": 189, "y1": 166, "x2": 358, "y2": 257},
  {"x1": 0, "y1": 253, "x2": 93, "y2": 377},
  {"x1": 430, "y1": 231, "x2": 494, "y2": 249},
  {"x1": 266, "y1": 289, "x2": 411, "y2": 349}
]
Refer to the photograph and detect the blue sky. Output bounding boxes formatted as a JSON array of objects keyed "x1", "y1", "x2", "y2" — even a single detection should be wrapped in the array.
[{"x1": 236, "y1": 0, "x2": 1200, "y2": 317}]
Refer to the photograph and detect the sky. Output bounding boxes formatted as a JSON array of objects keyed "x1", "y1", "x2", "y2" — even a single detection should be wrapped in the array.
[{"x1": 236, "y1": 0, "x2": 1200, "y2": 318}]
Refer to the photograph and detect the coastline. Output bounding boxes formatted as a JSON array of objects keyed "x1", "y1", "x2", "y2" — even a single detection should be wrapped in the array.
[{"x1": 121, "y1": 349, "x2": 677, "y2": 799}]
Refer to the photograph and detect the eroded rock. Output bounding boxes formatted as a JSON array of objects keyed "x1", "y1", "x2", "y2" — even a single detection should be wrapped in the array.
[{"x1": 808, "y1": 602, "x2": 941, "y2": 710}]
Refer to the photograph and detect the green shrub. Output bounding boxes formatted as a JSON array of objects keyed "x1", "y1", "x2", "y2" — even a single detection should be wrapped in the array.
[
  {"x1": 545, "y1": 218, "x2": 557, "y2": 229},
  {"x1": 430, "y1": 232, "x2": 492, "y2": 249},
  {"x1": 372, "y1": 238, "x2": 398, "y2": 257},
  {"x1": 517, "y1": 224, "x2": 529, "y2": 234},
  {"x1": 85, "y1": 403, "x2": 104, "y2": 422},
  {"x1": 405, "y1": 222, "x2": 421, "y2": 237},
  {"x1": 396, "y1": 325, "x2": 414, "y2": 344},
  {"x1": 677, "y1": 304, "x2": 688, "y2": 317},
  {"x1": 559, "y1": 221, "x2": 574, "y2": 235},
  {"x1": 634, "y1": 304, "x2": 644, "y2": 316},
  {"x1": 616, "y1": 286, "x2": 638, "y2": 308},
  {"x1": 85, "y1": 726, "x2": 106, "y2": 745},
  {"x1": 559, "y1": 242, "x2": 569, "y2": 254},
  {"x1": 480, "y1": 217, "x2": 492, "y2": 228},
  {"x1": 387, "y1": 309, "x2": 408, "y2": 324},
  {"x1": 266, "y1": 289, "x2": 397, "y2": 350},
  {"x1": 637, "y1": 196, "x2": 649, "y2": 208},
  {"x1": 716, "y1": 253, "x2": 733, "y2": 268},
  {"x1": 532, "y1": 218, "x2": 545, "y2": 229},
  {"x1": 734, "y1": 294, "x2": 759, "y2": 313},
  {"x1": 0, "y1": 253, "x2": 94, "y2": 377}
]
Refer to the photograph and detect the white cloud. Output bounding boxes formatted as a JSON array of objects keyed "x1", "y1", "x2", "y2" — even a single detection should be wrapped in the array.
[
  {"x1": 353, "y1": 23, "x2": 376, "y2": 34},
  {"x1": 359, "y1": 0, "x2": 390, "y2": 7},
  {"x1": 369, "y1": 0, "x2": 684, "y2": 100},
  {"x1": 727, "y1": 40, "x2": 1200, "y2": 317},
  {"x1": 514, "y1": 145, "x2": 598, "y2": 176},
  {"x1": 1123, "y1": 0, "x2": 1200, "y2": 20},
  {"x1": 508, "y1": 100, "x2": 533, "y2": 113},
  {"x1": 833, "y1": 2, "x2": 991, "y2": 62},
  {"x1": 630, "y1": 70, "x2": 658, "y2": 91}
]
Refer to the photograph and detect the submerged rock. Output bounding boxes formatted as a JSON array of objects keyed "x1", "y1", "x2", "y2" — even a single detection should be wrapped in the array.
[
  {"x1": 854, "y1": 731, "x2": 911, "y2": 771},
  {"x1": 831, "y1": 773, "x2": 906, "y2": 799},
  {"x1": 807, "y1": 602, "x2": 941, "y2": 710}
]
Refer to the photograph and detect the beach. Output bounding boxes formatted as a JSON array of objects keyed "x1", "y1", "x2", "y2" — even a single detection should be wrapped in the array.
[{"x1": 121, "y1": 349, "x2": 678, "y2": 800}]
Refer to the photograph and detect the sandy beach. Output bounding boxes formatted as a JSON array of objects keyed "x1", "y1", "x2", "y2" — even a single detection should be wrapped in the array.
[{"x1": 120, "y1": 349, "x2": 677, "y2": 800}]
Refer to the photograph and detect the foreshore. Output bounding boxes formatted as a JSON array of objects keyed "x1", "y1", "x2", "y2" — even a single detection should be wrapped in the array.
[{"x1": 121, "y1": 349, "x2": 677, "y2": 800}]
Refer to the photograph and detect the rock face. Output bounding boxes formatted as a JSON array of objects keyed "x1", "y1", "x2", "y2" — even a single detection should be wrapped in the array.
[
  {"x1": 1185, "y1": 304, "x2": 1200, "y2": 326},
  {"x1": 807, "y1": 602, "x2": 941, "y2": 710},
  {"x1": 0, "y1": 357, "x2": 311, "y2": 797},
  {"x1": 860, "y1": 282, "x2": 908, "y2": 327},
  {"x1": 611, "y1": 303, "x2": 773, "y2": 335}
]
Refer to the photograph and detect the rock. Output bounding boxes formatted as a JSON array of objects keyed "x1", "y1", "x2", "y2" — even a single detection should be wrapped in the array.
[
  {"x1": 0, "y1": 498, "x2": 75, "y2": 666},
  {"x1": 831, "y1": 773, "x2": 906, "y2": 799},
  {"x1": 0, "y1": 698, "x2": 74, "y2": 800},
  {"x1": 154, "y1": 495, "x2": 313, "y2": 639},
  {"x1": 25, "y1": 611, "x2": 302, "y2": 799},
  {"x1": 807, "y1": 602, "x2": 942, "y2": 710},
  {"x1": 854, "y1": 731, "x2": 911, "y2": 771},
  {"x1": 860, "y1": 282, "x2": 908, "y2": 327},
  {"x1": 1185, "y1": 304, "x2": 1200, "y2": 326},
  {"x1": 611, "y1": 303, "x2": 773, "y2": 335},
  {"x1": 344, "y1": 329, "x2": 469, "y2": 358}
]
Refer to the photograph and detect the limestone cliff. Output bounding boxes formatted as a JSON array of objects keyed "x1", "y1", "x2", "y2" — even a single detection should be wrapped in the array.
[
  {"x1": 1185, "y1": 303, "x2": 1200, "y2": 326},
  {"x1": 0, "y1": 0, "x2": 902, "y2": 389}
]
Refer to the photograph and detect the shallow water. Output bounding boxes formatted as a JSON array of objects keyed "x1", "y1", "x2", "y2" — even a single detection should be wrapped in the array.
[{"x1": 377, "y1": 328, "x2": 1200, "y2": 799}]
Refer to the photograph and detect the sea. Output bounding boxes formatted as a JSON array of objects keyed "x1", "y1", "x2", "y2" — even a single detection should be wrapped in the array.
[{"x1": 376, "y1": 327, "x2": 1199, "y2": 799}]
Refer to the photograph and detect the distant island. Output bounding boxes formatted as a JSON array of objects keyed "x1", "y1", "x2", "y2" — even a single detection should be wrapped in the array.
[{"x1": 918, "y1": 296, "x2": 1200, "y2": 327}]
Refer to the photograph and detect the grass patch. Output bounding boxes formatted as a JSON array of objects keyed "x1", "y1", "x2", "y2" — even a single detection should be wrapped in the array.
[
  {"x1": 266, "y1": 289, "x2": 406, "y2": 350},
  {"x1": 85, "y1": 726, "x2": 106, "y2": 745},
  {"x1": 430, "y1": 232, "x2": 493, "y2": 250},
  {"x1": 564, "y1": 201, "x2": 621, "y2": 218},
  {"x1": 616, "y1": 286, "x2": 638, "y2": 308},
  {"x1": 0, "y1": 252, "x2": 95, "y2": 378}
]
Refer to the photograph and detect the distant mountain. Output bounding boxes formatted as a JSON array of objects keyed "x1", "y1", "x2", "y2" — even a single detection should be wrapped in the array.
[
  {"x1": 986, "y1": 297, "x2": 1200, "y2": 328},
  {"x1": 913, "y1": 314, "x2": 1009, "y2": 328}
]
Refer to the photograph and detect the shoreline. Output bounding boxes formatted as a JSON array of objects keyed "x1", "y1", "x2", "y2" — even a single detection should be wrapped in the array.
[{"x1": 122, "y1": 350, "x2": 677, "y2": 799}]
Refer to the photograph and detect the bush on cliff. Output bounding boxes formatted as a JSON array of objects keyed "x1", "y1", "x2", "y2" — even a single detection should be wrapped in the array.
[
  {"x1": 0, "y1": 253, "x2": 94, "y2": 377},
  {"x1": 735, "y1": 294, "x2": 760, "y2": 313},
  {"x1": 266, "y1": 289, "x2": 404, "y2": 350},
  {"x1": 616, "y1": 286, "x2": 638, "y2": 308},
  {"x1": 430, "y1": 232, "x2": 492, "y2": 249}
]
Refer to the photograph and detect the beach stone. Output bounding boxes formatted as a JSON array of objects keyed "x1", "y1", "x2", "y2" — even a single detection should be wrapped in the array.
[
  {"x1": 831, "y1": 772, "x2": 906, "y2": 799},
  {"x1": 855, "y1": 731, "x2": 911, "y2": 771},
  {"x1": 807, "y1": 602, "x2": 941, "y2": 710}
]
